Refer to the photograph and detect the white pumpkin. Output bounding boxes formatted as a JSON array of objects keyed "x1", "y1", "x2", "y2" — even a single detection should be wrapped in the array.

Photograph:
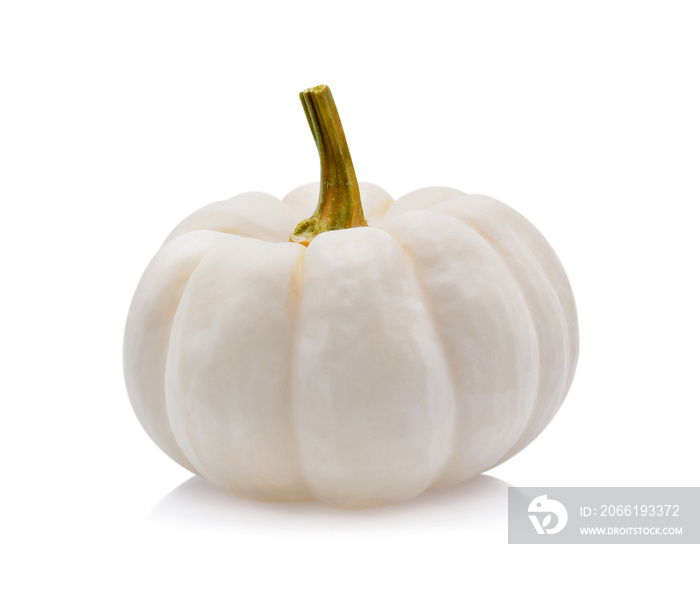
[{"x1": 124, "y1": 86, "x2": 578, "y2": 508}]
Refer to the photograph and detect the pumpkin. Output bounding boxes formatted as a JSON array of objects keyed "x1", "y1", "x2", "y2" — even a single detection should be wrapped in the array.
[{"x1": 124, "y1": 85, "x2": 578, "y2": 509}]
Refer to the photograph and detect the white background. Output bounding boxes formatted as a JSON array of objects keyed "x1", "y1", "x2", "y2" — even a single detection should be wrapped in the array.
[{"x1": 2, "y1": 0, "x2": 698, "y2": 599}]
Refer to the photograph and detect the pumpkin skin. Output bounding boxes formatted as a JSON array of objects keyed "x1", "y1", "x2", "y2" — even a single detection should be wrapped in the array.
[{"x1": 124, "y1": 181, "x2": 578, "y2": 509}]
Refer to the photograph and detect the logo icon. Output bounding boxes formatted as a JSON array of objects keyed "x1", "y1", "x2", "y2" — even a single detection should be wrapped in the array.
[{"x1": 528, "y1": 494, "x2": 568, "y2": 535}]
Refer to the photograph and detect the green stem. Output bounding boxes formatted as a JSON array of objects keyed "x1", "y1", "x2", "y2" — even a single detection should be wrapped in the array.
[{"x1": 290, "y1": 85, "x2": 367, "y2": 246}]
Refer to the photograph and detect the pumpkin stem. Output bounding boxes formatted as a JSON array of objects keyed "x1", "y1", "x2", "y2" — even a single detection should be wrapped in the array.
[{"x1": 290, "y1": 85, "x2": 367, "y2": 246}]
